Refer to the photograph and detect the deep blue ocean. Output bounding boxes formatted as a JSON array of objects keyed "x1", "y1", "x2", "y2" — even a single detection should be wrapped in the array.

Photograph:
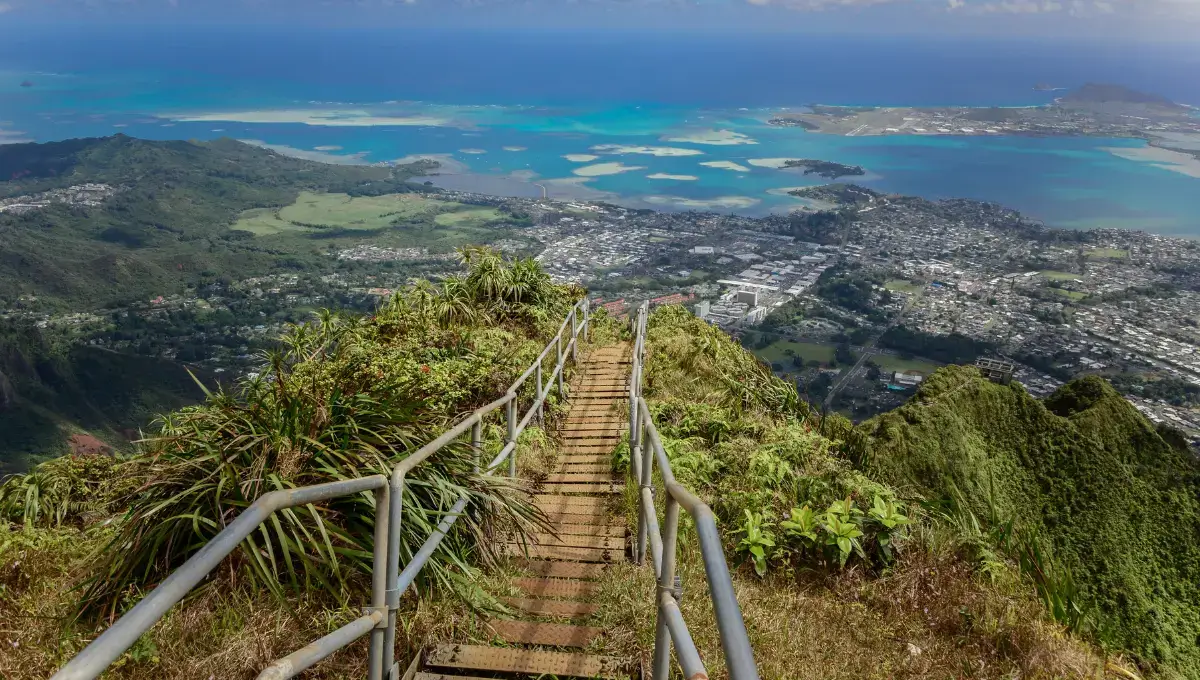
[{"x1": 2, "y1": 26, "x2": 1199, "y2": 233}]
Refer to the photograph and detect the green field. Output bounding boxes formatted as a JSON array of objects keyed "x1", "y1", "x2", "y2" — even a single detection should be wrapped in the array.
[
  {"x1": 872, "y1": 354, "x2": 942, "y2": 375},
  {"x1": 1051, "y1": 288, "x2": 1088, "y2": 301},
  {"x1": 433, "y1": 207, "x2": 504, "y2": 228},
  {"x1": 754, "y1": 340, "x2": 836, "y2": 366},
  {"x1": 1041, "y1": 270, "x2": 1082, "y2": 281},
  {"x1": 884, "y1": 279, "x2": 923, "y2": 294},
  {"x1": 1085, "y1": 247, "x2": 1129, "y2": 260},
  {"x1": 232, "y1": 192, "x2": 506, "y2": 237}
]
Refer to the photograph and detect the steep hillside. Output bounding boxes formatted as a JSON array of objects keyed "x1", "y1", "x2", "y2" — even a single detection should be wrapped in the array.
[
  {"x1": 0, "y1": 323, "x2": 208, "y2": 473},
  {"x1": 858, "y1": 367, "x2": 1200, "y2": 677},
  {"x1": 0, "y1": 135, "x2": 436, "y2": 307}
]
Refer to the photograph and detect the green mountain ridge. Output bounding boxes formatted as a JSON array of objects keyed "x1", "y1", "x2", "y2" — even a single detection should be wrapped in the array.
[
  {"x1": 859, "y1": 366, "x2": 1200, "y2": 675},
  {"x1": 0, "y1": 135, "x2": 435, "y2": 308}
]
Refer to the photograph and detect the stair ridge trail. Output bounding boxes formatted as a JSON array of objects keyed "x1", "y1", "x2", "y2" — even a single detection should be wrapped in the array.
[{"x1": 418, "y1": 342, "x2": 634, "y2": 680}]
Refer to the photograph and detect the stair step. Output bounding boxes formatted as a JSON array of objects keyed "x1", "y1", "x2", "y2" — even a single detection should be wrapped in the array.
[
  {"x1": 538, "y1": 509, "x2": 613, "y2": 524},
  {"x1": 515, "y1": 559, "x2": 606, "y2": 579},
  {"x1": 513, "y1": 577, "x2": 600, "y2": 599},
  {"x1": 501, "y1": 597, "x2": 599, "y2": 618},
  {"x1": 539, "y1": 483, "x2": 620, "y2": 495},
  {"x1": 486, "y1": 619, "x2": 603, "y2": 647},
  {"x1": 553, "y1": 523, "x2": 625, "y2": 537},
  {"x1": 535, "y1": 494, "x2": 610, "y2": 511},
  {"x1": 501, "y1": 543, "x2": 615, "y2": 562},
  {"x1": 415, "y1": 672, "x2": 495, "y2": 680},
  {"x1": 531, "y1": 532, "x2": 623, "y2": 550},
  {"x1": 545, "y1": 472, "x2": 620, "y2": 483},
  {"x1": 426, "y1": 644, "x2": 625, "y2": 679},
  {"x1": 559, "y1": 463, "x2": 614, "y2": 473},
  {"x1": 558, "y1": 454, "x2": 611, "y2": 465}
]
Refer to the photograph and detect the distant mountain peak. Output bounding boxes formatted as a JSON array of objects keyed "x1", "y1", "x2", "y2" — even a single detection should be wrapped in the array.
[{"x1": 1060, "y1": 83, "x2": 1184, "y2": 110}]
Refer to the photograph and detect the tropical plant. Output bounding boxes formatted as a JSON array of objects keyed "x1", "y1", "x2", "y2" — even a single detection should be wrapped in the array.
[
  {"x1": 737, "y1": 509, "x2": 776, "y2": 577},
  {"x1": 866, "y1": 495, "x2": 910, "y2": 562},
  {"x1": 0, "y1": 454, "x2": 121, "y2": 528},
  {"x1": 63, "y1": 251, "x2": 577, "y2": 618}
]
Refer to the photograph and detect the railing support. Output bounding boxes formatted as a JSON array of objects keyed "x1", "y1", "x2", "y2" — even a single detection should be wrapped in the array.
[
  {"x1": 471, "y1": 420, "x2": 482, "y2": 473},
  {"x1": 535, "y1": 362, "x2": 543, "y2": 427},
  {"x1": 652, "y1": 497, "x2": 681, "y2": 680},
  {"x1": 367, "y1": 484, "x2": 390, "y2": 680}
]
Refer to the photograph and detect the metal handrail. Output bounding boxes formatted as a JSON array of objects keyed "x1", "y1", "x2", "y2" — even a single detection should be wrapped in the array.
[
  {"x1": 51, "y1": 298, "x2": 591, "y2": 680},
  {"x1": 628, "y1": 301, "x2": 760, "y2": 680}
]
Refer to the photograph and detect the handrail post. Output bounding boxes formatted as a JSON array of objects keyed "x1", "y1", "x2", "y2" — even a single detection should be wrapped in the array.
[
  {"x1": 471, "y1": 420, "x2": 482, "y2": 473},
  {"x1": 556, "y1": 334, "x2": 565, "y2": 396},
  {"x1": 367, "y1": 484, "x2": 390, "y2": 680},
  {"x1": 633, "y1": 388, "x2": 646, "y2": 566},
  {"x1": 383, "y1": 473, "x2": 405, "y2": 676},
  {"x1": 583, "y1": 300, "x2": 590, "y2": 341},
  {"x1": 535, "y1": 361, "x2": 544, "y2": 427},
  {"x1": 570, "y1": 308, "x2": 579, "y2": 362},
  {"x1": 506, "y1": 394, "x2": 517, "y2": 478},
  {"x1": 652, "y1": 496, "x2": 681, "y2": 680}
]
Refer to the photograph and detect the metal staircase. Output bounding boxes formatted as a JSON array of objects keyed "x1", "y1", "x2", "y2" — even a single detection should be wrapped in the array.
[{"x1": 51, "y1": 299, "x2": 760, "y2": 680}]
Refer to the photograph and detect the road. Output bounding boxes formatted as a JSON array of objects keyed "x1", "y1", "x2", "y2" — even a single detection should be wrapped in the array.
[{"x1": 822, "y1": 294, "x2": 918, "y2": 408}]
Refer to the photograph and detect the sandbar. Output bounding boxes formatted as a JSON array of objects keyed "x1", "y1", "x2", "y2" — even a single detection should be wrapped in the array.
[
  {"x1": 747, "y1": 158, "x2": 798, "y2": 169},
  {"x1": 647, "y1": 173, "x2": 699, "y2": 181},
  {"x1": 239, "y1": 139, "x2": 370, "y2": 165},
  {"x1": 564, "y1": 154, "x2": 600, "y2": 162},
  {"x1": 591, "y1": 144, "x2": 704, "y2": 157},
  {"x1": 503, "y1": 146, "x2": 527, "y2": 151},
  {"x1": 573, "y1": 162, "x2": 646, "y2": 177},
  {"x1": 700, "y1": 160, "x2": 751, "y2": 172},
  {"x1": 314, "y1": 145, "x2": 343, "y2": 151},
  {"x1": 459, "y1": 148, "x2": 487, "y2": 154},
  {"x1": 1103, "y1": 145, "x2": 1200, "y2": 179},
  {"x1": 642, "y1": 195, "x2": 761, "y2": 210},
  {"x1": 171, "y1": 108, "x2": 451, "y2": 127},
  {"x1": 663, "y1": 129, "x2": 758, "y2": 146}
]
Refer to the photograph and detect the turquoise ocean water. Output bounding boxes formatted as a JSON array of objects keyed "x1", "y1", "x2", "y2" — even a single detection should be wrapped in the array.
[{"x1": 1, "y1": 27, "x2": 1198, "y2": 234}]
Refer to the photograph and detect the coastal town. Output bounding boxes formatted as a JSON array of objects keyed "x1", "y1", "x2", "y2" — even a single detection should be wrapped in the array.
[{"x1": 7, "y1": 180, "x2": 1200, "y2": 444}]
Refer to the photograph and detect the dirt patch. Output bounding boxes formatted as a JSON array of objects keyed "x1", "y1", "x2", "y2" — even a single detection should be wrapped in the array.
[{"x1": 68, "y1": 433, "x2": 113, "y2": 457}]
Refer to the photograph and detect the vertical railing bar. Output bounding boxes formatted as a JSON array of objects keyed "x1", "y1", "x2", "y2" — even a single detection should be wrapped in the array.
[
  {"x1": 652, "y1": 496, "x2": 680, "y2": 680},
  {"x1": 367, "y1": 484, "x2": 390, "y2": 680}
]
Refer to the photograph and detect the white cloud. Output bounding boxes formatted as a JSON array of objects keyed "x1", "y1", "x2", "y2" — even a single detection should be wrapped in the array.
[{"x1": 0, "y1": 2, "x2": 14, "y2": 12}]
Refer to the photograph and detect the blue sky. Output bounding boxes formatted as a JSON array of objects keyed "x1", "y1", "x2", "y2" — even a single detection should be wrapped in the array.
[{"x1": 2, "y1": 0, "x2": 1198, "y2": 39}]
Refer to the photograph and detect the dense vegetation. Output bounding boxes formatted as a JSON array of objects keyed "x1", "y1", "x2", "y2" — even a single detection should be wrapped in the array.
[
  {"x1": 0, "y1": 250, "x2": 582, "y2": 675},
  {"x1": 0, "y1": 135, "x2": 437, "y2": 309},
  {"x1": 858, "y1": 367, "x2": 1200, "y2": 677},
  {"x1": 633, "y1": 307, "x2": 1124, "y2": 678},
  {"x1": 0, "y1": 321, "x2": 207, "y2": 473}
]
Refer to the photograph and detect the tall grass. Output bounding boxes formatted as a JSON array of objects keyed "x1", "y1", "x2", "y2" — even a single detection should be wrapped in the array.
[{"x1": 2, "y1": 248, "x2": 580, "y2": 620}]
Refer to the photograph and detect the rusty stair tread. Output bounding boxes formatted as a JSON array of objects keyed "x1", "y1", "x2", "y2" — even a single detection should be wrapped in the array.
[
  {"x1": 530, "y1": 532, "x2": 623, "y2": 550},
  {"x1": 501, "y1": 597, "x2": 600, "y2": 618},
  {"x1": 485, "y1": 619, "x2": 603, "y2": 648},
  {"x1": 545, "y1": 472, "x2": 621, "y2": 483},
  {"x1": 426, "y1": 644, "x2": 625, "y2": 679},
  {"x1": 538, "y1": 509, "x2": 615, "y2": 524},
  {"x1": 552, "y1": 523, "x2": 625, "y2": 536},
  {"x1": 558, "y1": 464, "x2": 617, "y2": 474},
  {"x1": 501, "y1": 543, "x2": 616, "y2": 562},
  {"x1": 514, "y1": 559, "x2": 607, "y2": 579},
  {"x1": 414, "y1": 673, "x2": 497, "y2": 680},
  {"x1": 535, "y1": 494, "x2": 611, "y2": 507},
  {"x1": 558, "y1": 454, "x2": 612, "y2": 464},
  {"x1": 513, "y1": 577, "x2": 601, "y2": 598},
  {"x1": 539, "y1": 483, "x2": 621, "y2": 495}
]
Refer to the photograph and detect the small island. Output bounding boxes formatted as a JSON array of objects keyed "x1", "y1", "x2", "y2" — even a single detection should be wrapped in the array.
[
  {"x1": 20, "y1": 80, "x2": 33, "y2": 88},
  {"x1": 767, "y1": 117, "x2": 818, "y2": 130},
  {"x1": 783, "y1": 158, "x2": 865, "y2": 179},
  {"x1": 788, "y1": 183, "x2": 879, "y2": 206}
]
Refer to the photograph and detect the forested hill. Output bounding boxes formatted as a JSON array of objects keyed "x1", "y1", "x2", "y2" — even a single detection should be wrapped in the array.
[
  {"x1": 0, "y1": 135, "x2": 435, "y2": 308},
  {"x1": 857, "y1": 367, "x2": 1200, "y2": 676}
]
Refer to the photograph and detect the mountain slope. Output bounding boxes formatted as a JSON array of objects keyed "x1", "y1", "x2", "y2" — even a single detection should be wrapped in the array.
[
  {"x1": 0, "y1": 135, "x2": 435, "y2": 307},
  {"x1": 858, "y1": 366, "x2": 1200, "y2": 676}
]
